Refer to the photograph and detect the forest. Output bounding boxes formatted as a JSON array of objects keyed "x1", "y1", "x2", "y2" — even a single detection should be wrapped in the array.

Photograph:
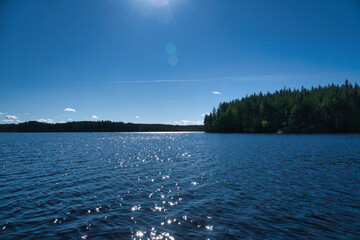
[
  {"x1": 0, "y1": 121, "x2": 203, "y2": 132},
  {"x1": 204, "y1": 80, "x2": 360, "y2": 133}
]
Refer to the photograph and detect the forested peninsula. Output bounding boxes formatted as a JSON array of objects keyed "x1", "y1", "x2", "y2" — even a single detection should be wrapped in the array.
[
  {"x1": 0, "y1": 121, "x2": 203, "y2": 132},
  {"x1": 204, "y1": 81, "x2": 360, "y2": 133}
]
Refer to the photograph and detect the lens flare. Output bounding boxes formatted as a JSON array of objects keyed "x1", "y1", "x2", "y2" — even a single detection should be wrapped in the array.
[
  {"x1": 165, "y1": 42, "x2": 176, "y2": 54},
  {"x1": 157, "y1": 7, "x2": 172, "y2": 24},
  {"x1": 168, "y1": 54, "x2": 178, "y2": 66}
]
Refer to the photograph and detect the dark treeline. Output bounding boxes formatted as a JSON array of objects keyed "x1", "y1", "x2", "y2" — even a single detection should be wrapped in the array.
[
  {"x1": 0, "y1": 121, "x2": 204, "y2": 132},
  {"x1": 204, "y1": 80, "x2": 360, "y2": 133}
]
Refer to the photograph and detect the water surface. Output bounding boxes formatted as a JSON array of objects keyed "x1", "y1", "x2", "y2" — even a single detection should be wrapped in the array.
[{"x1": 1, "y1": 133, "x2": 359, "y2": 239}]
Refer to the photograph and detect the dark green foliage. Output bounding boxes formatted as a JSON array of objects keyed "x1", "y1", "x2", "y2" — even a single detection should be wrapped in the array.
[
  {"x1": 0, "y1": 121, "x2": 204, "y2": 132},
  {"x1": 204, "y1": 81, "x2": 360, "y2": 133}
]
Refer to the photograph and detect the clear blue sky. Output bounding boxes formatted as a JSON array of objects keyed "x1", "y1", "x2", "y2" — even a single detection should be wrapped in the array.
[{"x1": 1, "y1": 0, "x2": 359, "y2": 124}]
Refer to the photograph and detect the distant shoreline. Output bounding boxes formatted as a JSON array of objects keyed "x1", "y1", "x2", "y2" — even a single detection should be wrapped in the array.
[
  {"x1": 0, "y1": 121, "x2": 204, "y2": 132},
  {"x1": 0, "y1": 131, "x2": 206, "y2": 133}
]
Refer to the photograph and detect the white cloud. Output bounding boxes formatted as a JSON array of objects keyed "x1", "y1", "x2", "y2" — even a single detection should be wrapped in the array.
[
  {"x1": 78, "y1": 74, "x2": 300, "y2": 85},
  {"x1": 2, "y1": 119, "x2": 14, "y2": 123},
  {"x1": 64, "y1": 108, "x2": 76, "y2": 112},
  {"x1": 37, "y1": 119, "x2": 53, "y2": 123},
  {"x1": 5, "y1": 115, "x2": 18, "y2": 119},
  {"x1": 135, "y1": 116, "x2": 140, "y2": 119},
  {"x1": 212, "y1": 91, "x2": 221, "y2": 95},
  {"x1": 0, "y1": 112, "x2": 3, "y2": 115},
  {"x1": 201, "y1": 112, "x2": 210, "y2": 117},
  {"x1": 68, "y1": 118, "x2": 72, "y2": 121},
  {"x1": 91, "y1": 115, "x2": 98, "y2": 119},
  {"x1": 174, "y1": 120, "x2": 203, "y2": 125},
  {"x1": 181, "y1": 120, "x2": 192, "y2": 124}
]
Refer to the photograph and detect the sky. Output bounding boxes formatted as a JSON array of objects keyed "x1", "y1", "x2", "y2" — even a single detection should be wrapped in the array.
[{"x1": 1, "y1": 0, "x2": 359, "y2": 124}]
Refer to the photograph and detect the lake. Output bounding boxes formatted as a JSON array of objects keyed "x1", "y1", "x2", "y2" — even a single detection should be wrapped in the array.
[{"x1": 0, "y1": 133, "x2": 359, "y2": 239}]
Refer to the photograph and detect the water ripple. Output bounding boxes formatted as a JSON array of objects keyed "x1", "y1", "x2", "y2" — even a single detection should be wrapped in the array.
[{"x1": 1, "y1": 133, "x2": 360, "y2": 239}]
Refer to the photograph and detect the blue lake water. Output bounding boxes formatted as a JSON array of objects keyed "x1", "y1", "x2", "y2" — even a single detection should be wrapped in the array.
[{"x1": 0, "y1": 132, "x2": 359, "y2": 239}]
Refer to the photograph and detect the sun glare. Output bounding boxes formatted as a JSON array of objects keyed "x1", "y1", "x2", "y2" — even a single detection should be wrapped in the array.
[{"x1": 150, "y1": 0, "x2": 169, "y2": 7}]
